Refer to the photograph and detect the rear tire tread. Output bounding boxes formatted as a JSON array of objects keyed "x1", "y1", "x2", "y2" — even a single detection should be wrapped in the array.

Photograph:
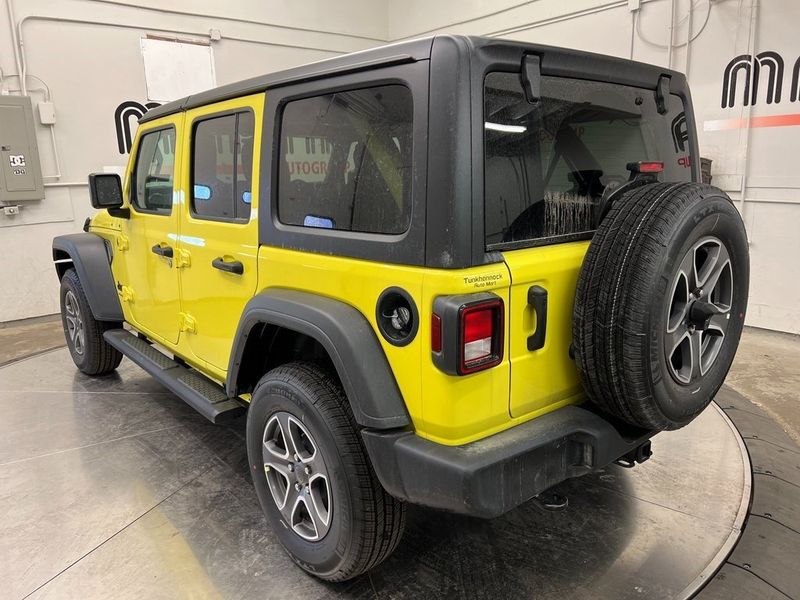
[
  {"x1": 574, "y1": 183, "x2": 745, "y2": 430},
  {"x1": 253, "y1": 361, "x2": 405, "y2": 581}
]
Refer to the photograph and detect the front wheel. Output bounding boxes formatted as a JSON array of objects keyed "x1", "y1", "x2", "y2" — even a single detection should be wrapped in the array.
[
  {"x1": 246, "y1": 362, "x2": 405, "y2": 581},
  {"x1": 59, "y1": 268, "x2": 122, "y2": 376}
]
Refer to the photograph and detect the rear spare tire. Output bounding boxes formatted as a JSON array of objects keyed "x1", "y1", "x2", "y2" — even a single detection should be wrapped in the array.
[{"x1": 573, "y1": 183, "x2": 749, "y2": 431}]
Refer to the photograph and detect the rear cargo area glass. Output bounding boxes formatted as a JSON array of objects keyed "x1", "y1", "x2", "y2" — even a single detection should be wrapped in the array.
[{"x1": 484, "y1": 73, "x2": 692, "y2": 247}]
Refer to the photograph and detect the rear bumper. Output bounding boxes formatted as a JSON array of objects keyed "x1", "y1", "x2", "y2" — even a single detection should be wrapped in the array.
[{"x1": 362, "y1": 405, "x2": 655, "y2": 518}]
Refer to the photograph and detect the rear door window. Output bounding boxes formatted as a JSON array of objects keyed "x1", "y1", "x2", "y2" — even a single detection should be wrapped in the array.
[
  {"x1": 191, "y1": 111, "x2": 255, "y2": 221},
  {"x1": 484, "y1": 73, "x2": 691, "y2": 247},
  {"x1": 277, "y1": 85, "x2": 413, "y2": 235},
  {"x1": 132, "y1": 127, "x2": 175, "y2": 214}
]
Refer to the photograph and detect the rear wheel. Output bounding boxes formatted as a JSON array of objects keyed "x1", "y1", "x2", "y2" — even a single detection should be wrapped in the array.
[
  {"x1": 246, "y1": 361, "x2": 405, "y2": 581},
  {"x1": 573, "y1": 183, "x2": 749, "y2": 430},
  {"x1": 59, "y1": 268, "x2": 122, "y2": 376}
]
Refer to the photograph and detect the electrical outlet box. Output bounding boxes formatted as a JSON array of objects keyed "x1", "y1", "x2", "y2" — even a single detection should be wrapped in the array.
[
  {"x1": 0, "y1": 96, "x2": 45, "y2": 202},
  {"x1": 37, "y1": 101, "x2": 56, "y2": 125}
]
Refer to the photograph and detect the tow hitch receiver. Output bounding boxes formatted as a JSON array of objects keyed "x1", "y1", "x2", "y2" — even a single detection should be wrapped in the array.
[{"x1": 614, "y1": 440, "x2": 653, "y2": 469}]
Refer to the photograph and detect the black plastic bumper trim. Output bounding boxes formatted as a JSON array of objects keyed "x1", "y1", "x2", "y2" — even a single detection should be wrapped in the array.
[{"x1": 362, "y1": 405, "x2": 655, "y2": 518}]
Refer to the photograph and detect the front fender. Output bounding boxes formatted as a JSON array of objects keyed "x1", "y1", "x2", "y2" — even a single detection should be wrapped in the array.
[
  {"x1": 228, "y1": 289, "x2": 410, "y2": 430},
  {"x1": 52, "y1": 233, "x2": 123, "y2": 322}
]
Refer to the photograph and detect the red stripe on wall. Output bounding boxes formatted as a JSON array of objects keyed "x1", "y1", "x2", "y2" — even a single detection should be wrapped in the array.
[{"x1": 704, "y1": 113, "x2": 800, "y2": 131}]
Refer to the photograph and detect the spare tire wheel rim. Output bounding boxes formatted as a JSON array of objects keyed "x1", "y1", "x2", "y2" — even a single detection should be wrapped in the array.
[
  {"x1": 665, "y1": 236, "x2": 733, "y2": 385},
  {"x1": 262, "y1": 411, "x2": 332, "y2": 541}
]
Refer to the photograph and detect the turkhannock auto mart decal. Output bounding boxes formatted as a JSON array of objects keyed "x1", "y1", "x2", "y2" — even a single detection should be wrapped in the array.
[{"x1": 463, "y1": 273, "x2": 504, "y2": 288}]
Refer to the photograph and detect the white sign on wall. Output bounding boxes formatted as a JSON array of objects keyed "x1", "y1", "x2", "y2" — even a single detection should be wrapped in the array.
[{"x1": 140, "y1": 37, "x2": 217, "y2": 103}]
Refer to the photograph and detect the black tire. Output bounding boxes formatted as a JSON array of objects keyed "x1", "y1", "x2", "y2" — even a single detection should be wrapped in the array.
[
  {"x1": 573, "y1": 183, "x2": 749, "y2": 431},
  {"x1": 59, "y1": 268, "x2": 123, "y2": 376},
  {"x1": 246, "y1": 361, "x2": 405, "y2": 581}
]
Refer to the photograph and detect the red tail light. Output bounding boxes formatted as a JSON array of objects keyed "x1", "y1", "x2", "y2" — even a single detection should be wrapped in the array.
[
  {"x1": 431, "y1": 314, "x2": 442, "y2": 353},
  {"x1": 431, "y1": 293, "x2": 504, "y2": 376},
  {"x1": 459, "y1": 299, "x2": 504, "y2": 374}
]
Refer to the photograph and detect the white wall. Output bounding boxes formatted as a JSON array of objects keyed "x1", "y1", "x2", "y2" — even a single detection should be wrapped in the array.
[
  {"x1": 3, "y1": 0, "x2": 798, "y2": 335},
  {"x1": 0, "y1": 0, "x2": 385, "y2": 322},
  {"x1": 388, "y1": 0, "x2": 800, "y2": 334}
]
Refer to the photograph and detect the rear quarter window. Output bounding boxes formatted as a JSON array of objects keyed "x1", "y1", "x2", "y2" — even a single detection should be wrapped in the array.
[
  {"x1": 277, "y1": 84, "x2": 413, "y2": 235},
  {"x1": 484, "y1": 73, "x2": 692, "y2": 248}
]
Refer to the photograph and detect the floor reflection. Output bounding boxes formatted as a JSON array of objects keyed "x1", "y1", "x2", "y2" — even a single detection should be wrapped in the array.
[{"x1": 0, "y1": 350, "x2": 746, "y2": 600}]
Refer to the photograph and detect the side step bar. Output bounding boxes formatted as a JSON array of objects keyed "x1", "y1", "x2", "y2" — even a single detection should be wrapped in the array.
[{"x1": 104, "y1": 329, "x2": 245, "y2": 423}]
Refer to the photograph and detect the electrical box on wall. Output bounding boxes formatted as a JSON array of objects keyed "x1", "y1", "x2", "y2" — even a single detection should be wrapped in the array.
[
  {"x1": 0, "y1": 95, "x2": 45, "y2": 202},
  {"x1": 37, "y1": 101, "x2": 57, "y2": 125}
]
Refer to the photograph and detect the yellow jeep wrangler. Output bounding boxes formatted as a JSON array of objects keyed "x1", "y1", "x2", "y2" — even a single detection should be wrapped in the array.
[{"x1": 52, "y1": 36, "x2": 749, "y2": 581}]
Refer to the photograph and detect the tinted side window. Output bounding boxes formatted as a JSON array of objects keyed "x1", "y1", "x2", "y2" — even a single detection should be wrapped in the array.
[
  {"x1": 277, "y1": 85, "x2": 412, "y2": 235},
  {"x1": 484, "y1": 73, "x2": 691, "y2": 247},
  {"x1": 132, "y1": 128, "x2": 175, "y2": 214},
  {"x1": 192, "y1": 111, "x2": 255, "y2": 221}
]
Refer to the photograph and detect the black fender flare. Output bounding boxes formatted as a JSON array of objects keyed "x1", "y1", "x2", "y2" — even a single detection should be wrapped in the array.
[
  {"x1": 52, "y1": 233, "x2": 124, "y2": 322},
  {"x1": 227, "y1": 289, "x2": 410, "y2": 430}
]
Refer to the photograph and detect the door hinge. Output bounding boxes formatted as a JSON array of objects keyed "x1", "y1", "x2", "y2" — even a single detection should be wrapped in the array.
[
  {"x1": 178, "y1": 312, "x2": 197, "y2": 334},
  {"x1": 175, "y1": 248, "x2": 191, "y2": 268},
  {"x1": 116, "y1": 234, "x2": 129, "y2": 252},
  {"x1": 118, "y1": 285, "x2": 135, "y2": 303}
]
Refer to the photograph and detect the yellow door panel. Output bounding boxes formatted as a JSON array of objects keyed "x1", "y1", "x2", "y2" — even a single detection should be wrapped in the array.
[
  {"x1": 177, "y1": 94, "x2": 264, "y2": 371},
  {"x1": 118, "y1": 116, "x2": 184, "y2": 344},
  {"x1": 502, "y1": 241, "x2": 588, "y2": 418}
]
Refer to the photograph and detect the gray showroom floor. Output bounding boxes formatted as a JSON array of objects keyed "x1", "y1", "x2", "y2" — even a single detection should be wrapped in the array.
[{"x1": 1, "y1": 344, "x2": 753, "y2": 600}]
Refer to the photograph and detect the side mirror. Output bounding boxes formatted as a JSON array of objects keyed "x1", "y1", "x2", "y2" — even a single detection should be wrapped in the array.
[{"x1": 88, "y1": 173, "x2": 128, "y2": 217}]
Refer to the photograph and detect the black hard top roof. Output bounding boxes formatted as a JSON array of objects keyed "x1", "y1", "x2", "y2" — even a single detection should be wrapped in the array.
[
  {"x1": 140, "y1": 35, "x2": 686, "y2": 124},
  {"x1": 139, "y1": 36, "x2": 435, "y2": 124}
]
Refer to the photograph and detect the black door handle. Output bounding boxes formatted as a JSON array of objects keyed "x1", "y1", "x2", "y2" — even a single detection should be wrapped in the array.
[
  {"x1": 212, "y1": 257, "x2": 244, "y2": 275},
  {"x1": 527, "y1": 285, "x2": 548, "y2": 351},
  {"x1": 151, "y1": 244, "x2": 173, "y2": 258}
]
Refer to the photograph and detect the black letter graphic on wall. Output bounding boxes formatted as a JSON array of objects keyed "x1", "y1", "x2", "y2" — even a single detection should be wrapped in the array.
[
  {"x1": 114, "y1": 101, "x2": 161, "y2": 154},
  {"x1": 792, "y1": 56, "x2": 800, "y2": 102},
  {"x1": 753, "y1": 51, "x2": 784, "y2": 105},
  {"x1": 721, "y1": 52, "x2": 786, "y2": 108},
  {"x1": 722, "y1": 55, "x2": 753, "y2": 109}
]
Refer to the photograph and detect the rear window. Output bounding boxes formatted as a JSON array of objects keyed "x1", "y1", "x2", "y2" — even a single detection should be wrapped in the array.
[
  {"x1": 191, "y1": 111, "x2": 255, "y2": 221},
  {"x1": 277, "y1": 84, "x2": 413, "y2": 235},
  {"x1": 484, "y1": 72, "x2": 692, "y2": 248}
]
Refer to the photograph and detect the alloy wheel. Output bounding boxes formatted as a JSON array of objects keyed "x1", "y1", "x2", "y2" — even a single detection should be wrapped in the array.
[
  {"x1": 262, "y1": 411, "x2": 332, "y2": 541},
  {"x1": 64, "y1": 290, "x2": 85, "y2": 356},
  {"x1": 665, "y1": 236, "x2": 734, "y2": 385}
]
